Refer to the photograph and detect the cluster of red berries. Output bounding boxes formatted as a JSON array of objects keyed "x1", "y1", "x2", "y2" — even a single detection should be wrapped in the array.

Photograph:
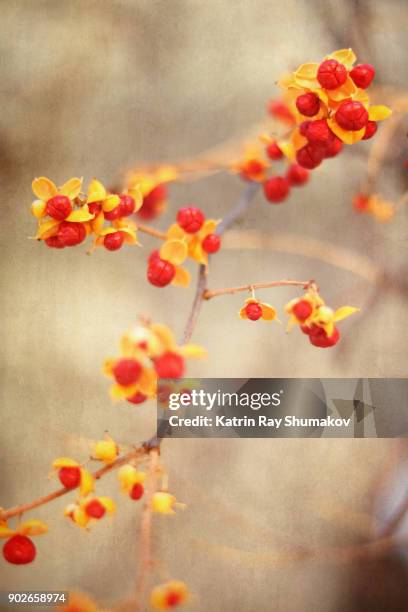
[
  {"x1": 46, "y1": 193, "x2": 137, "y2": 250},
  {"x1": 147, "y1": 207, "x2": 221, "y2": 287},
  {"x1": 112, "y1": 352, "x2": 185, "y2": 406},
  {"x1": 294, "y1": 61, "x2": 376, "y2": 170},
  {"x1": 263, "y1": 159, "x2": 309, "y2": 204},
  {"x1": 292, "y1": 299, "x2": 340, "y2": 348}
]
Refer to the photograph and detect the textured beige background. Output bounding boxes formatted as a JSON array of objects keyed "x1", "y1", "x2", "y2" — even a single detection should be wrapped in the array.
[{"x1": 1, "y1": 1, "x2": 408, "y2": 610}]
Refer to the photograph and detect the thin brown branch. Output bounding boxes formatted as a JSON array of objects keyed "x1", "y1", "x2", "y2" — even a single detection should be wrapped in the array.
[
  {"x1": 182, "y1": 265, "x2": 207, "y2": 344},
  {"x1": 134, "y1": 449, "x2": 159, "y2": 610},
  {"x1": 203, "y1": 279, "x2": 313, "y2": 300},
  {"x1": 137, "y1": 223, "x2": 166, "y2": 240},
  {"x1": 0, "y1": 446, "x2": 148, "y2": 522}
]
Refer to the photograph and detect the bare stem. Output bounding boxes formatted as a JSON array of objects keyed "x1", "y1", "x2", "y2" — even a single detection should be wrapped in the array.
[
  {"x1": 134, "y1": 449, "x2": 159, "y2": 609},
  {"x1": 204, "y1": 279, "x2": 313, "y2": 300},
  {"x1": 0, "y1": 446, "x2": 148, "y2": 522},
  {"x1": 216, "y1": 182, "x2": 259, "y2": 235},
  {"x1": 137, "y1": 223, "x2": 167, "y2": 240}
]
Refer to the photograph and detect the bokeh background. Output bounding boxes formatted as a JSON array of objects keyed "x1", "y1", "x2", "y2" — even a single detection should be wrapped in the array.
[{"x1": 1, "y1": 0, "x2": 408, "y2": 610}]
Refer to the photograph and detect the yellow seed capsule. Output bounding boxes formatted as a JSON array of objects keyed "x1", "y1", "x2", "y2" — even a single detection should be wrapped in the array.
[
  {"x1": 93, "y1": 438, "x2": 118, "y2": 464},
  {"x1": 152, "y1": 491, "x2": 177, "y2": 515}
]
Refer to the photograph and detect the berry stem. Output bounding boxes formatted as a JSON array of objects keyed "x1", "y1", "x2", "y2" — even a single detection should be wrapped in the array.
[
  {"x1": 134, "y1": 449, "x2": 159, "y2": 609},
  {"x1": 203, "y1": 279, "x2": 314, "y2": 300},
  {"x1": 137, "y1": 223, "x2": 167, "y2": 240},
  {"x1": 216, "y1": 181, "x2": 259, "y2": 235}
]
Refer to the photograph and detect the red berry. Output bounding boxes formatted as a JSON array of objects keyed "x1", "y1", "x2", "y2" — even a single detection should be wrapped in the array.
[
  {"x1": 85, "y1": 499, "x2": 106, "y2": 519},
  {"x1": 286, "y1": 164, "x2": 309, "y2": 186},
  {"x1": 103, "y1": 231, "x2": 125, "y2": 251},
  {"x1": 147, "y1": 258, "x2": 175, "y2": 287},
  {"x1": 362, "y1": 121, "x2": 377, "y2": 140},
  {"x1": 118, "y1": 194, "x2": 135, "y2": 217},
  {"x1": 335, "y1": 100, "x2": 368, "y2": 131},
  {"x1": 3, "y1": 535, "x2": 36, "y2": 565},
  {"x1": 353, "y1": 193, "x2": 369, "y2": 212},
  {"x1": 45, "y1": 235, "x2": 65, "y2": 249},
  {"x1": 130, "y1": 482, "x2": 144, "y2": 500},
  {"x1": 245, "y1": 303, "x2": 262, "y2": 321},
  {"x1": 148, "y1": 249, "x2": 160, "y2": 264},
  {"x1": 309, "y1": 326, "x2": 340, "y2": 348},
  {"x1": 104, "y1": 205, "x2": 122, "y2": 221},
  {"x1": 240, "y1": 159, "x2": 266, "y2": 181},
  {"x1": 292, "y1": 300, "x2": 313, "y2": 321},
  {"x1": 296, "y1": 92, "x2": 320, "y2": 117},
  {"x1": 202, "y1": 234, "x2": 221, "y2": 254},
  {"x1": 176, "y1": 207, "x2": 205, "y2": 233},
  {"x1": 45, "y1": 195, "x2": 72, "y2": 221},
  {"x1": 88, "y1": 201, "x2": 102, "y2": 216},
  {"x1": 138, "y1": 184, "x2": 167, "y2": 220},
  {"x1": 296, "y1": 144, "x2": 324, "y2": 169},
  {"x1": 350, "y1": 63, "x2": 375, "y2": 89},
  {"x1": 301, "y1": 119, "x2": 332, "y2": 147},
  {"x1": 266, "y1": 141, "x2": 283, "y2": 160},
  {"x1": 165, "y1": 591, "x2": 182, "y2": 607},
  {"x1": 58, "y1": 221, "x2": 86, "y2": 247},
  {"x1": 263, "y1": 176, "x2": 290, "y2": 203},
  {"x1": 113, "y1": 358, "x2": 142, "y2": 386},
  {"x1": 323, "y1": 135, "x2": 343, "y2": 158},
  {"x1": 126, "y1": 391, "x2": 147, "y2": 405},
  {"x1": 59, "y1": 466, "x2": 81, "y2": 489},
  {"x1": 317, "y1": 59, "x2": 347, "y2": 90},
  {"x1": 267, "y1": 100, "x2": 296, "y2": 125},
  {"x1": 154, "y1": 352, "x2": 185, "y2": 379}
]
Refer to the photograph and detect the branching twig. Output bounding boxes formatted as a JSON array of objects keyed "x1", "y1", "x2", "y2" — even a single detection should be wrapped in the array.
[{"x1": 203, "y1": 279, "x2": 313, "y2": 300}]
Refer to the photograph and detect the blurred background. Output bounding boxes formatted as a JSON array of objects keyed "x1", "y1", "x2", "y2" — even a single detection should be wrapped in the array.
[{"x1": 1, "y1": 0, "x2": 408, "y2": 610}]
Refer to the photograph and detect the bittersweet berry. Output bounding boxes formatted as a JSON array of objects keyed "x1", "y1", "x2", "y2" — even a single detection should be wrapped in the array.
[
  {"x1": 85, "y1": 499, "x2": 106, "y2": 519},
  {"x1": 362, "y1": 121, "x2": 377, "y2": 140},
  {"x1": 296, "y1": 92, "x2": 320, "y2": 117},
  {"x1": 104, "y1": 231, "x2": 125, "y2": 251},
  {"x1": 309, "y1": 326, "x2": 340, "y2": 348},
  {"x1": 3, "y1": 535, "x2": 36, "y2": 565},
  {"x1": 130, "y1": 482, "x2": 144, "y2": 500},
  {"x1": 138, "y1": 184, "x2": 167, "y2": 220},
  {"x1": 45, "y1": 235, "x2": 65, "y2": 249},
  {"x1": 147, "y1": 258, "x2": 176, "y2": 287},
  {"x1": 317, "y1": 59, "x2": 347, "y2": 90},
  {"x1": 335, "y1": 100, "x2": 368, "y2": 131},
  {"x1": 296, "y1": 144, "x2": 324, "y2": 169},
  {"x1": 245, "y1": 303, "x2": 262, "y2": 321},
  {"x1": 113, "y1": 358, "x2": 142, "y2": 386},
  {"x1": 323, "y1": 135, "x2": 343, "y2": 158},
  {"x1": 350, "y1": 63, "x2": 375, "y2": 89},
  {"x1": 45, "y1": 195, "x2": 72, "y2": 221},
  {"x1": 263, "y1": 176, "x2": 290, "y2": 203},
  {"x1": 88, "y1": 201, "x2": 102, "y2": 216},
  {"x1": 166, "y1": 591, "x2": 183, "y2": 607},
  {"x1": 352, "y1": 194, "x2": 369, "y2": 212},
  {"x1": 59, "y1": 466, "x2": 81, "y2": 489},
  {"x1": 127, "y1": 391, "x2": 148, "y2": 405},
  {"x1": 301, "y1": 119, "x2": 332, "y2": 147},
  {"x1": 58, "y1": 221, "x2": 86, "y2": 247},
  {"x1": 154, "y1": 352, "x2": 185, "y2": 379},
  {"x1": 240, "y1": 159, "x2": 266, "y2": 181},
  {"x1": 118, "y1": 194, "x2": 135, "y2": 217},
  {"x1": 266, "y1": 141, "x2": 283, "y2": 160},
  {"x1": 292, "y1": 300, "x2": 313, "y2": 321},
  {"x1": 176, "y1": 207, "x2": 205, "y2": 233},
  {"x1": 104, "y1": 205, "x2": 122, "y2": 221},
  {"x1": 267, "y1": 99, "x2": 296, "y2": 124},
  {"x1": 202, "y1": 233, "x2": 221, "y2": 254},
  {"x1": 286, "y1": 164, "x2": 309, "y2": 186}
]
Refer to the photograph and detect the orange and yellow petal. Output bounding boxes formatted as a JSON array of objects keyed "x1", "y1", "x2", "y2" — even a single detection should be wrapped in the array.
[
  {"x1": 32, "y1": 177, "x2": 58, "y2": 201},
  {"x1": 59, "y1": 177, "x2": 83, "y2": 200}
]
